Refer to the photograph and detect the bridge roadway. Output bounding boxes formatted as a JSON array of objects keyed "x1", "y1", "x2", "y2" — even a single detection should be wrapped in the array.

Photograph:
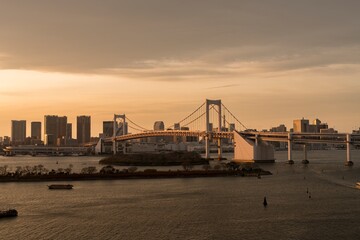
[{"x1": 103, "y1": 130, "x2": 360, "y2": 145}]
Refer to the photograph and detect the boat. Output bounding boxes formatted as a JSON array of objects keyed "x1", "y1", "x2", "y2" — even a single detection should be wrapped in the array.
[
  {"x1": 0, "y1": 209, "x2": 18, "y2": 218},
  {"x1": 48, "y1": 184, "x2": 73, "y2": 190},
  {"x1": 356, "y1": 182, "x2": 360, "y2": 187}
]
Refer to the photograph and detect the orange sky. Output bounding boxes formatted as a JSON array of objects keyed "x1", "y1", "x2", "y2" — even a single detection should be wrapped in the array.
[{"x1": 1, "y1": 1, "x2": 360, "y2": 137}]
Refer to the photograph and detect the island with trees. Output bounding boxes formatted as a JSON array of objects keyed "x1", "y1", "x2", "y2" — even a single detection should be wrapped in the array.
[{"x1": 0, "y1": 160, "x2": 271, "y2": 182}]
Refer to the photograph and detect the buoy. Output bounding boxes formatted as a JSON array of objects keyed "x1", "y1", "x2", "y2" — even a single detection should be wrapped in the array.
[
  {"x1": 306, "y1": 187, "x2": 309, "y2": 194},
  {"x1": 263, "y1": 197, "x2": 268, "y2": 207}
]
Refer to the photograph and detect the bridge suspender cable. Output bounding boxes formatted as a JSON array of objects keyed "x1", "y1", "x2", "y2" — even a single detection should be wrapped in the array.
[
  {"x1": 126, "y1": 116, "x2": 150, "y2": 131},
  {"x1": 221, "y1": 103, "x2": 248, "y2": 130},
  {"x1": 168, "y1": 102, "x2": 206, "y2": 129}
]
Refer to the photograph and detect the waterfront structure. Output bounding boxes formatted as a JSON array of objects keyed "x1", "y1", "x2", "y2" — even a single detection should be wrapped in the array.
[
  {"x1": 93, "y1": 99, "x2": 359, "y2": 166},
  {"x1": 293, "y1": 118, "x2": 329, "y2": 133},
  {"x1": 31, "y1": 122, "x2": 42, "y2": 140},
  {"x1": 11, "y1": 120, "x2": 26, "y2": 145},
  {"x1": 3, "y1": 136, "x2": 10, "y2": 146},
  {"x1": 270, "y1": 124, "x2": 287, "y2": 133},
  {"x1": 77, "y1": 116, "x2": 91, "y2": 144}
]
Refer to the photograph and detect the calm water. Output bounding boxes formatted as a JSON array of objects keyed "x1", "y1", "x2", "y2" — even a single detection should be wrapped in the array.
[{"x1": 0, "y1": 150, "x2": 360, "y2": 240}]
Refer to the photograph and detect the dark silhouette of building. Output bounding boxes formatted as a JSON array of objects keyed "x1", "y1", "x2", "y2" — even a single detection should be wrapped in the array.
[
  {"x1": 66, "y1": 123, "x2": 72, "y2": 139},
  {"x1": 11, "y1": 120, "x2": 26, "y2": 145},
  {"x1": 77, "y1": 116, "x2": 91, "y2": 144},
  {"x1": 103, "y1": 121, "x2": 114, "y2": 137},
  {"x1": 31, "y1": 122, "x2": 42, "y2": 140},
  {"x1": 44, "y1": 115, "x2": 68, "y2": 146}
]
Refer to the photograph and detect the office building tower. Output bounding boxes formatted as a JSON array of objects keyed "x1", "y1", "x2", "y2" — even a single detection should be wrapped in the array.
[
  {"x1": 66, "y1": 123, "x2": 72, "y2": 139},
  {"x1": 154, "y1": 121, "x2": 165, "y2": 131},
  {"x1": 293, "y1": 118, "x2": 309, "y2": 133},
  {"x1": 77, "y1": 116, "x2": 91, "y2": 144},
  {"x1": 103, "y1": 121, "x2": 114, "y2": 137},
  {"x1": 31, "y1": 122, "x2": 42, "y2": 140},
  {"x1": 44, "y1": 115, "x2": 58, "y2": 143},
  {"x1": 44, "y1": 115, "x2": 68, "y2": 146},
  {"x1": 11, "y1": 120, "x2": 26, "y2": 145},
  {"x1": 58, "y1": 116, "x2": 68, "y2": 139}
]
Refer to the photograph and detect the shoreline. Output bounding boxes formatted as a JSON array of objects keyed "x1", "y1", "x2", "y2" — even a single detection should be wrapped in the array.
[{"x1": 0, "y1": 170, "x2": 272, "y2": 183}]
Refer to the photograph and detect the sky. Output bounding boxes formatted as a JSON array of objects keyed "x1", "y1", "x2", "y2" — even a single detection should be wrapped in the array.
[{"x1": 1, "y1": 0, "x2": 360, "y2": 137}]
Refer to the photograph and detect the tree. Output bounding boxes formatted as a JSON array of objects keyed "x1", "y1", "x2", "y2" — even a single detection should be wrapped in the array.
[
  {"x1": 81, "y1": 166, "x2": 97, "y2": 174},
  {"x1": 128, "y1": 166, "x2": 138, "y2": 173},
  {"x1": 0, "y1": 165, "x2": 8, "y2": 175},
  {"x1": 202, "y1": 165, "x2": 211, "y2": 171},
  {"x1": 182, "y1": 161, "x2": 193, "y2": 171},
  {"x1": 64, "y1": 164, "x2": 73, "y2": 174}
]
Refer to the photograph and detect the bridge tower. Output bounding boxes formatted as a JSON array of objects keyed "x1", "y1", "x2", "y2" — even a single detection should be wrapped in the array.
[
  {"x1": 205, "y1": 99, "x2": 222, "y2": 160},
  {"x1": 113, "y1": 114, "x2": 126, "y2": 154}
]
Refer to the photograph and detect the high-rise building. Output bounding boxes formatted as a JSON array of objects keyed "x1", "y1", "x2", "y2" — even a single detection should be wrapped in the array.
[
  {"x1": 31, "y1": 122, "x2": 42, "y2": 140},
  {"x1": 58, "y1": 116, "x2": 68, "y2": 139},
  {"x1": 103, "y1": 121, "x2": 114, "y2": 137},
  {"x1": 154, "y1": 121, "x2": 165, "y2": 131},
  {"x1": 11, "y1": 120, "x2": 26, "y2": 145},
  {"x1": 66, "y1": 123, "x2": 72, "y2": 139},
  {"x1": 44, "y1": 115, "x2": 68, "y2": 146},
  {"x1": 293, "y1": 118, "x2": 309, "y2": 133},
  {"x1": 44, "y1": 115, "x2": 58, "y2": 143},
  {"x1": 77, "y1": 116, "x2": 91, "y2": 144},
  {"x1": 270, "y1": 124, "x2": 287, "y2": 133}
]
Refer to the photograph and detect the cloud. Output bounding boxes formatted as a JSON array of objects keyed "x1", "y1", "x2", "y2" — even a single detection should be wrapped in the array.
[{"x1": 0, "y1": 0, "x2": 360, "y2": 81}]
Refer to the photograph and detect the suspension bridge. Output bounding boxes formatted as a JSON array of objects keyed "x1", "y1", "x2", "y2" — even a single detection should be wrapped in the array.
[{"x1": 96, "y1": 99, "x2": 360, "y2": 166}]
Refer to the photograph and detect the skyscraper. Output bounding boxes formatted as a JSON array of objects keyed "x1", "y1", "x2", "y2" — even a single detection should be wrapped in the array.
[
  {"x1": 44, "y1": 115, "x2": 68, "y2": 146},
  {"x1": 44, "y1": 115, "x2": 58, "y2": 144},
  {"x1": 77, "y1": 116, "x2": 91, "y2": 144},
  {"x1": 11, "y1": 120, "x2": 26, "y2": 145},
  {"x1": 58, "y1": 116, "x2": 68, "y2": 139},
  {"x1": 103, "y1": 121, "x2": 114, "y2": 137},
  {"x1": 154, "y1": 121, "x2": 165, "y2": 131},
  {"x1": 66, "y1": 123, "x2": 72, "y2": 139},
  {"x1": 31, "y1": 122, "x2": 42, "y2": 140}
]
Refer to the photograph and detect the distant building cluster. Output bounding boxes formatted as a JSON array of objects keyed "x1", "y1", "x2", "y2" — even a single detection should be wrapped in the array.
[{"x1": 2, "y1": 115, "x2": 92, "y2": 147}]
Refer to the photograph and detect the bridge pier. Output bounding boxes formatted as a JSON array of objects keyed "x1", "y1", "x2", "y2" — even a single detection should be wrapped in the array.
[
  {"x1": 113, "y1": 141, "x2": 117, "y2": 155},
  {"x1": 217, "y1": 138, "x2": 222, "y2": 160},
  {"x1": 287, "y1": 133, "x2": 294, "y2": 164},
  {"x1": 345, "y1": 134, "x2": 354, "y2": 166},
  {"x1": 205, "y1": 136, "x2": 210, "y2": 159},
  {"x1": 302, "y1": 144, "x2": 309, "y2": 164}
]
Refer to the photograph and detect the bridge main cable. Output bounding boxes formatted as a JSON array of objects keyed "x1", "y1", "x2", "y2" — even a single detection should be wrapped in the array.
[
  {"x1": 126, "y1": 116, "x2": 150, "y2": 131},
  {"x1": 221, "y1": 103, "x2": 248, "y2": 130},
  {"x1": 168, "y1": 102, "x2": 206, "y2": 129}
]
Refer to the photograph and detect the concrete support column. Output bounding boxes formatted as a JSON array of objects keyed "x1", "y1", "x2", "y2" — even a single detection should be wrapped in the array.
[
  {"x1": 217, "y1": 138, "x2": 222, "y2": 160},
  {"x1": 345, "y1": 134, "x2": 354, "y2": 166},
  {"x1": 113, "y1": 114, "x2": 118, "y2": 155},
  {"x1": 287, "y1": 133, "x2": 294, "y2": 164},
  {"x1": 302, "y1": 144, "x2": 309, "y2": 164},
  {"x1": 205, "y1": 135, "x2": 210, "y2": 159}
]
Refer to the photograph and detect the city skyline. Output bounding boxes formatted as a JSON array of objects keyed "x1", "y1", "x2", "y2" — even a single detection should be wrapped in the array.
[{"x1": 1, "y1": 1, "x2": 360, "y2": 136}]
